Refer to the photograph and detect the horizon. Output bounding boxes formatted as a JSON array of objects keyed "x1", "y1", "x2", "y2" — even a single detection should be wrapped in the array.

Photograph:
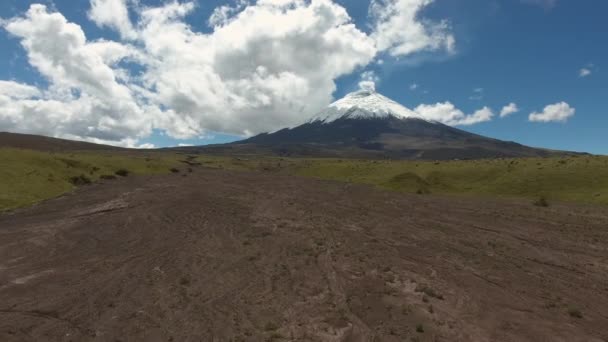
[{"x1": 0, "y1": 1, "x2": 606, "y2": 154}]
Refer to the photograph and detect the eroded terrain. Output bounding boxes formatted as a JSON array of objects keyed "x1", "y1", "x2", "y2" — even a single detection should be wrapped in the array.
[{"x1": 1, "y1": 168, "x2": 607, "y2": 341}]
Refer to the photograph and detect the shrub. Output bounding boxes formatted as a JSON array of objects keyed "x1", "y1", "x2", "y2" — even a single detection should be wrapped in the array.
[
  {"x1": 69, "y1": 174, "x2": 92, "y2": 186},
  {"x1": 179, "y1": 276, "x2": 191, "y2": 286},
  {"x1": 568, "y1": 308, "x2": 583, "y2": 318},
  {"x1": 534, "y1": 196, "x2": 549, "y2": 207},
  {"x1": 115, "y1": 169, "x2": 130, "y2": 177},
  {"x1": 170, "y1": 168, "x2": 180, "y2": 173},
  {"x1": 264, "y1": 322, "x2": 279, "y2": 331},
  {"x1": 100, "y1": 174, "x2": 117, "y2": 180},
  {"x1": 415, "y1": 285, "x2": 444, "y2": 300},
  {"x1": 416, "y1": 324, "x2": 425, "y2": 333}
]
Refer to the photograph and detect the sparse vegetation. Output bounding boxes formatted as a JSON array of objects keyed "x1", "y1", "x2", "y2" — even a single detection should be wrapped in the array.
[
  {"x1": 170, "y1": 167, "x2": 180, "y2": 173},
  {"x1": 195, "y1": 155, "x2": 608, "y2": 206},
  {"x1": 179, "y1": 276, "x2": 191, "y2": 286},
  {"x1": 416, "y1": 324, "x2": 425, "y2": 333},
  {"x1": 0, "y1": 148, "x2": 183, "y2": 211},
  {"x1": 264, "y1": 321, "x2": 279, "y2": 331},
  {"x1": 568, "y1": 308, "x2": 583, "y2": 318},
  {"x1": 3, "y1": 149, "x2": 608, "y2": 212},
  {"x1": 69, "y1": 174, "x2": 92, "y2": 186},
  {"x1": 415, "y1": 284, "x2": 444, "y2": 300},
  {"x1": 268, "y1": 332, "x2": 283, "y2": 340},
  {"x1": 115, "y1": 168, "x2": 130, "y2": 177},
  {"x1": 534, "y1": 196, "x2": 550, "y2": 207}
]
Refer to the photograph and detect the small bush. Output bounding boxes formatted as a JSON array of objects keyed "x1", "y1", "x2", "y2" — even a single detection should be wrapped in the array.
[
  {"x1": 170, "y1": 168, "x2": 180, "y2": 173},
  {"x1": 69, "y1": 175, "x2": 92, "y2": 186},
  {"x1": 264, "y1": 322, "x2": 279, "y2": 331},
  {"x1": 115, "y1": 169, "x2": 130, "y2": 177},
  {"x1": 100, "y1": 174, "x2": 117, "y2": 180},
  {"x1": 534, "y1": 196, "x2": 549, "y2": 207},
  {"x1": 568, "y1": 308, "x2": 583, "y2": 318},
  {"x1": 269, "y1": 332, "x2": 283, "y2": 340},
  {"x1": 58, "y1": 158, "x2": 86, "y2": 168},
  {"x1": 416, "y1": 324, "x2": 425, "y2": 333},
  {"x1": 179, "y1": 276, "x2": 191, "y2": 286},
  {"x1": 415, "y1": 285, "x2": 444, "y2": 300}
]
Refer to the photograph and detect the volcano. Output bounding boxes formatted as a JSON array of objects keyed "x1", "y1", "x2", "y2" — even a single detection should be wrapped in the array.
[{"x1": 196, "y1": 90, "x2": 571, "y2": 159}]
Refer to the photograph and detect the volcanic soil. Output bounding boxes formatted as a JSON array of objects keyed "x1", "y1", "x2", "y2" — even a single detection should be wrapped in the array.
[{"x1": 1, "y1": 167, "x2": 607, "y2": 341}]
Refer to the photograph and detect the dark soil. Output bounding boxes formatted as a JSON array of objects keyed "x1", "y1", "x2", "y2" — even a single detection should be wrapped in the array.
[{"x1": 1, "y1": 168, "x2": 607, "y2": 341}]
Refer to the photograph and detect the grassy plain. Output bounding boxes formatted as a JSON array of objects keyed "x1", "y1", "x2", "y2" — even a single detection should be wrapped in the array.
[
  {"x1": 0, "y1": 148, "x2": 182, "y2": 211},
  {"x1": 2, "y1": 147, "x2": 607, "y2": 211},
  {"x1": 199, "y1": 154, "x2": 608, "y2": 205}
]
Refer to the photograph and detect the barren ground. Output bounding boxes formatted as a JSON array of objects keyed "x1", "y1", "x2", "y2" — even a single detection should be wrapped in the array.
[{"x1": 1, "y1": 168, "x2": 607, "y2": 341}]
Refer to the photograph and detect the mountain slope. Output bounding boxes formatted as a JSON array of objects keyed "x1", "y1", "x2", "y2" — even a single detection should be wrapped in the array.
[
  {"x1": 201, "y1": 90, "x2": 570, "y2": 160},
  {"x1": 0, "y1": 132, "x2": 123, "y2": 152}
]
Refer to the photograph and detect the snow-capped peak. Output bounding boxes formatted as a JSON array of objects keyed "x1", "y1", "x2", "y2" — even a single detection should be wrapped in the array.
[{"x1": 310, "y1": 89, "x2": 425, "y2": 123}]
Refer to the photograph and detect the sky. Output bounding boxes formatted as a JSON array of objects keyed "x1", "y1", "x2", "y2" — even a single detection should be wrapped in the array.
[{"x1": 0, "y1": 0, "x2": 606, "y2": 154}]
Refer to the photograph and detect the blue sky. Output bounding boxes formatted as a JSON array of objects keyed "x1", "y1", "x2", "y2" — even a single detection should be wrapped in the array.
[{"x1": 0, "y1": 0, "x2": 606, "y2": 154}]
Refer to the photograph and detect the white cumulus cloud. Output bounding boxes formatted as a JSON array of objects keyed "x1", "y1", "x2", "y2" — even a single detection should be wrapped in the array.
[
  {"x1": 414, "y1": 102, "x2": 494, "y2": 126},
  {"x1": 500, "y1": 102, "x2": 519, "y2": 117},
  {"x1": 370, "y1": 0, "x2": 455, "y2": 57},
  {"x1": 88, "y1": 0, "x2": 137, "y2": 40},
  {"x1": 529, "y1": 102, "x2": 575, "y2": 123},
  {"x1": 0, "y1": 0, "x2": 456, "y2": 146},
  {"x1": 1, "y1": 4, "x2": 151, "y2": 146},
  {"x1": 0, "y1": 80, "x2": 41, "y2": 99}
]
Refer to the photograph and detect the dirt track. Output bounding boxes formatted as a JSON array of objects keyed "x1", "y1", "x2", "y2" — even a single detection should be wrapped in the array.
[{"x1": 1, "y1": 168, "x2": 607, "y2": 341}]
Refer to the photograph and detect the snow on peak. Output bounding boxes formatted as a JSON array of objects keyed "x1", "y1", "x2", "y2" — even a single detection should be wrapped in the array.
[{"x1": 310, "y1": 89, "x2": 424, "y2": 123}]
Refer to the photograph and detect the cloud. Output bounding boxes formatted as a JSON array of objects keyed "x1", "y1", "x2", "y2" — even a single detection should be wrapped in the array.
[
  {"x1": 88, "y1": 0, "x2": 137, "y2": 40},
  {"x1": 520, "y1": 0, "x2": 557, "y2": 10},
  {"x1": 369, "y1": 0, "x2": 455, "y2": 57},
  {"x1": 0, "y1": 1, "x2": 455, "y2": 146},
  {"x1": 414, "y1": 102, "x2": 494, "y2": 126},
  {"x1": 579, "y1": 68, "x2": 591, "y2": 77},
  {"x1": 469, "y1": 88, "x2": 484, "y2": 101},
  {"x1": 1, "y1": 4, "x2": 150, "y2": 146},
  {"x1": 499, "y1": 102, "x2": 519, "y2": 117},
  {"x1": 529, "y1": 102, "x2": 575, "y2": 123},
  {"x1": 139, "y1": 0, "x2": 378, "y2": 137},
  {"x1": 409, "y1": 83, "x2": 419, "y2": 90},
  {"x1": 208, "y1": 0, "x2": 249, "y2": 27},
  {"x1": 0, "y1": 80, "x2": 41, "y2": 99}
]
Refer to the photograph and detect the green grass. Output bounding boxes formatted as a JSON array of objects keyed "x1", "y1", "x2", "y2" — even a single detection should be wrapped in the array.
[
  {"x1": 0, "y1": 148, "x2": 183, "y2": 211},
  {"x1": 197, "y1": 155, "x2": 608, "y2": 205},
  {"x1": 2, "y1": 148, "x2": 607, "y2": 212}
]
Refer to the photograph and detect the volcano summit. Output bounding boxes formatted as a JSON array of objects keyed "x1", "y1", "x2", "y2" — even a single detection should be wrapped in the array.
[{"x1": 195, "y1": 90, "x2": 569, "y2": 160}]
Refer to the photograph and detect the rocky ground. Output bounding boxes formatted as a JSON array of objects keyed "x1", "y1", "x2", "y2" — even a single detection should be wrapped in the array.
[{"x1": 1, "y1": 168, "x2": 607, "y2": 341}]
